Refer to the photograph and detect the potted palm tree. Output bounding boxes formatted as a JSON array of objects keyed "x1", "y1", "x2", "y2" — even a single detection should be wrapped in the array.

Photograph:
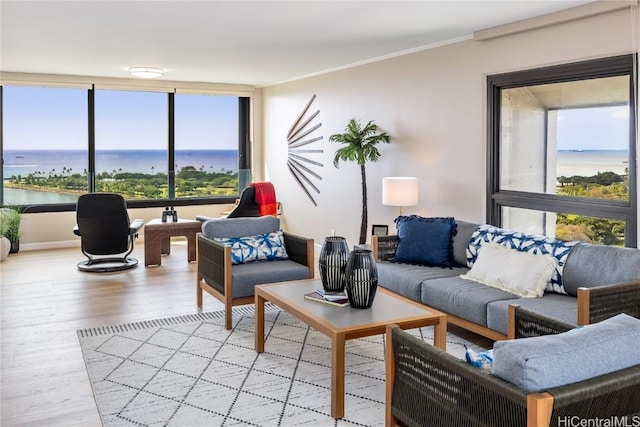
[{"x1": 330, "y1": 118, "x2": 390, "y2": 245}]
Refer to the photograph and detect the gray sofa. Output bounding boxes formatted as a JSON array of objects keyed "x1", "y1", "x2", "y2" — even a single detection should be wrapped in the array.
[{"x1": 372, "y1": 219, "x2": 640, "y2": 340}]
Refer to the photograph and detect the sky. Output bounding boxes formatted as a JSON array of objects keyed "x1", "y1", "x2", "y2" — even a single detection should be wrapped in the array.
[
  {"x1": 556, "y1": 106, "x2": 629, "y2": 151},
  {"x1": 3, "y1": 86, "x2": 239, "y2": 150},
  {"x1": 2, "y1": 86, "x2": 631, "y2": 152}
]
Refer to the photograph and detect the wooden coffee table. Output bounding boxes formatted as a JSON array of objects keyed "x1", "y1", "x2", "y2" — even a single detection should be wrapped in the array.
[
  {"x1": 254, "y1": 278, "x2": 446, "y2": 419},
  {"x1": 144, "y1": 218, "x2": 202, "y2": 267}
]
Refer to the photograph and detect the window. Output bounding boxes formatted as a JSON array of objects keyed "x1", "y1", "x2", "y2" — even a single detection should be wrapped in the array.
[
  {"x1": 1, "y1": 85, "x2": 250, "y2": 212},
  {"x1": 2, "y1": 86, "x2": 88, "y2": 206},
  {"x1": 174, "y1": 94, "x2": 239, "y2": 198},
  {"x1": 95, "y1": 90, "x2": 168, "y2": 199},
  {"x1": 488, "y1": 55, "x2": 637, "y2": 247}
]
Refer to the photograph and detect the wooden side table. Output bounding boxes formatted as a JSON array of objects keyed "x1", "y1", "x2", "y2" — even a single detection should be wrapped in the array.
[{"x1": 144, "y1": 218, "x2": 202, "y2": 267}]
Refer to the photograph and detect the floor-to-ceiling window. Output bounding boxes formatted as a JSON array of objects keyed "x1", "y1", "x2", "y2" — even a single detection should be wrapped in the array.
[{"x1": 487, "y1": 54, "x2": 637, "y2": 246}]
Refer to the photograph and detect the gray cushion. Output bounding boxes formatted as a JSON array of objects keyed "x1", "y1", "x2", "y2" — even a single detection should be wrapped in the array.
[
  {"x1": 377, "y1": 262, "x2": 468, "y2": 302},
  {"x1": 492, "y1": 313, "x2": 640, "y2": 393},
  {"x1": 486, "y1": 293, "x2": 578, "y2": 335},
  {"x1": 452, "y1": 220, "x2": 480, "y2": 266},
  {"x1": 230, "y1": 260, "x2": 310, "y2": 298},
  {"x1": 202, "y1": 216, "x2": 280, "y2": 239},
  {"x1": 421, "y1": 276, "x2": 517, "y2": 326},
  {"x1": 563, "y1": 243, "x2": 640, "y2": 296}
]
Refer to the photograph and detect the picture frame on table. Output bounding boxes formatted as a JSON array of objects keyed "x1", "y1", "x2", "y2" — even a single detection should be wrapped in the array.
[{"x1": 371, "y1": 224, "x2": 389, "y2": 236}]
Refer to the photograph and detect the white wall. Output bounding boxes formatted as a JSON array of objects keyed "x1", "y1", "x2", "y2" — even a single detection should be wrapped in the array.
[{"x1": 261, "y1": 7, "x2": 639, "y2": 248}]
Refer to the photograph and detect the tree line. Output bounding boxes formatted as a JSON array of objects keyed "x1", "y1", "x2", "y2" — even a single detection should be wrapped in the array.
[
  {"x1": 6, "y1": 166, "x2": 239, "y2": 199},
  {"x1": 555, "y1": 171, "x2": 627, "y2": 246}
]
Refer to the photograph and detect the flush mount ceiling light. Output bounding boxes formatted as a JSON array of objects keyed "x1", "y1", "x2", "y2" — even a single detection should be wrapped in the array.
[{"x1": 129, "y1": 67, "x2": 164, "y2": 78}]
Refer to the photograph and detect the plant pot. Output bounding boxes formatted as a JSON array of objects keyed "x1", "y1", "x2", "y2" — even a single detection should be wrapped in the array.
[
  {"x1": 0, "y1": 237, "x2": 10, "y2": 261},
  {"x1": 344, "y1": 248, "x2": 378, "y2": 309},
  {"x1": 9, "y1": 239, "x2": 19, "y2": 254},
  {"x1": 319, "y1": 236, "x2": 350, "y2": 293}
]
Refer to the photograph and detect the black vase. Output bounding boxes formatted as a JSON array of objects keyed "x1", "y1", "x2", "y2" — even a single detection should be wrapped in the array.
[
  {"x1": 319, "y1": 236, "x2": 350, "y2": 293},
  {"x1": 344, "y1": 249, "x2": 378, "y2": 309},
  {"x1": 9, "y1": 239, "x2": 19, "y2": 254}
]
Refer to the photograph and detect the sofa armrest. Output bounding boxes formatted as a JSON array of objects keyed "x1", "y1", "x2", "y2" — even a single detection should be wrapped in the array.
[
  {"x1": 197, "y1": 233, "x2": 228, "y2": 294},
  {"x1": 577, "y1": 279, "x2": 640, "y2": 325},
  {"x1": 507, "y1": 304, "x2": 575, "y2": 339},
  {"x1": 283, "y1": 233, "x2": 314, "y2": 275},
  {"x1": 547, "y1": 365, "x2": 640, "y2": 420},
  {"x1": 386, "y1": 324, "x2": 529, "y2": 427},
  {"x1": 372, "y1": 235, "x2": 398, "y2": 262}
]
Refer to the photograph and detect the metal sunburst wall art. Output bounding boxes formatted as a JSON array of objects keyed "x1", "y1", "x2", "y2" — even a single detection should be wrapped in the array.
[{"x1": 286, "y1": 94, "x2": 323, "y2": 206}]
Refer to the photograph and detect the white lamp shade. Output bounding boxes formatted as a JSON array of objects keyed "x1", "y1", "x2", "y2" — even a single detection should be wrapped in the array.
[
  {"x1": 129, "y1": 67, "x2": 164, "y2": 78},
  {"x1": 382, "y1": 177, "x2": 419, "y2": 207}
]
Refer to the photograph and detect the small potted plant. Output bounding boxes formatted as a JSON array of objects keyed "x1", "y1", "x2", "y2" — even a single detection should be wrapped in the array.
[
  {"x1": 0, "y1": 213, "x2": 10, "y2": 261},
  {"x1": 1, "y1": 205, "x2": 22, "y2": 254}
]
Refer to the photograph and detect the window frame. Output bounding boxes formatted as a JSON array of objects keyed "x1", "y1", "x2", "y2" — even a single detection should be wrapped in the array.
[
  {"x1": 1, "y1": 85, "x2": 251, "y2": 213},
  {"x1": 487, "y1": 54, "x2": 637, "y2": 247}
]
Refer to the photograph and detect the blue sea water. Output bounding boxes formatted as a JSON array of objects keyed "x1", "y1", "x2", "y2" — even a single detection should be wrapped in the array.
[
  {"x1": 556, "y1": 149, "x2": 629, "y2": 176},
  {"x1": 3, "y1": 149, "x2": 238, "y2": 179}
]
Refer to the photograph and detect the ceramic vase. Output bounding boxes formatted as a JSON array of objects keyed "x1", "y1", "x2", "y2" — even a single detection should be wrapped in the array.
[
  {"x1": 319, "y1": 236, "x2": 350, "y2": 293},
  {"x1": 0, "y1": 236, "x2": 10, "y2": 261},
  {"x1": 344, "y1": 248, "x2": 378, "y2": 309}
]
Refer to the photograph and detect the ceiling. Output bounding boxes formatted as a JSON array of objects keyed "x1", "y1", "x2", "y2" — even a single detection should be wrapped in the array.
[{"x1": 1, "y1": 1, "x2": 597, "y2": 87}]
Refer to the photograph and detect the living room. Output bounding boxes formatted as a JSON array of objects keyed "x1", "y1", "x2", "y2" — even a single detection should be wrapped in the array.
[{"x1": 1, "y1": 1, "x2": 639, "y2": 426}]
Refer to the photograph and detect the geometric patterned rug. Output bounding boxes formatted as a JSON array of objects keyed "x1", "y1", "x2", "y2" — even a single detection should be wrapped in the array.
[{"x1": 78, "y1": 305, "x2": 486, "y2": 427}]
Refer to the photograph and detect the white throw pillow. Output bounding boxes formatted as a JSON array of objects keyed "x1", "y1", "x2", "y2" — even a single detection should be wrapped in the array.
[{"x1": 460, "y1": 242, "x2": 557, "y2": 298}]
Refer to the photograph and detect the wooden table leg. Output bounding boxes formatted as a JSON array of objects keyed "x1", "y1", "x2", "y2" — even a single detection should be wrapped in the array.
[
  {"x1": 255, "y1": 292, "x2": 265, "y2": 353},
  {"x1": 331, "y1": 331, "x2": 346, "y2": 419},
  {"x1": 186, "y1": 233, "x2": 197, "y2": 262},
  {"x1": 433, "y1": 314, "x2": 447, "y2": 351},
  {"x1": 160, "y1": 237, "x2": 171, "y2": 255},
  {"x1": 144, "y1": 229, "x2": 161, "y2": 267}
]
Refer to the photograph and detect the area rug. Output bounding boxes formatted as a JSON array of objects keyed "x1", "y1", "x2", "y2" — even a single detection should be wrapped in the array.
[{"x1": 78, "y1": 305, "x2": 487, "y2": 427}]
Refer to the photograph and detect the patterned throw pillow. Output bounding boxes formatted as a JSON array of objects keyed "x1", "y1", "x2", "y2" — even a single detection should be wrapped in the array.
[
  {"x1": 214, "y1": 230, "x2": 289, "y2": 264},
  {"x1": 466, "y1": 225, "x2": 578, "y2": 294}
]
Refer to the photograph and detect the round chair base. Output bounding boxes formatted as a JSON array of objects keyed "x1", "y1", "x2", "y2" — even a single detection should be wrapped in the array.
[{"x1": 77, "y1": 257, "x2": 138, "y2": 273}]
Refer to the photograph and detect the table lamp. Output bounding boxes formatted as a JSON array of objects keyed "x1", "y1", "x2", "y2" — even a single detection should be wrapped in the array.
[{"x1": 382, "y1": 177, "x2": 418, "y2": 216}]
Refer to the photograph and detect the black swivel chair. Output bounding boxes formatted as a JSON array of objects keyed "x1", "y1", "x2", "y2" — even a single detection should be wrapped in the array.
[{"x1": 73, "y1": 193, "x2": 144, "y2": 272}]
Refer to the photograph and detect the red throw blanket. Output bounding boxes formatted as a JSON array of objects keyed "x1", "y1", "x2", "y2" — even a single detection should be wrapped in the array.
[{"x1": 250, "y1": 182, "x2": 277, "y2": 216}]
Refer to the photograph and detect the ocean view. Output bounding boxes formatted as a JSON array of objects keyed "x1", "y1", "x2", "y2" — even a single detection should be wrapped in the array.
[
  {"x1": 3, "y1": 149, "x2": 239, "y2": 179},
  {"x1": 556, "y1": 149, "x2": 629, "y2": 177}
]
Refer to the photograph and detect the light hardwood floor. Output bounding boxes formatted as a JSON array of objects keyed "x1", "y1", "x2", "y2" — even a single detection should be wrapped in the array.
[{"x1": 1, "y1": 242, "x2": 225, "y2": 426}]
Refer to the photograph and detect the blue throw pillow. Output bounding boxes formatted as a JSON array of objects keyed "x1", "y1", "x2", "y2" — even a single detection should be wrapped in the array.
[
  {"x1": 214, "y1": 230, "x2": 289, "y2": 264},
  {"x1": 392, "y1": 216, "x2": 457, "y2": 267}
]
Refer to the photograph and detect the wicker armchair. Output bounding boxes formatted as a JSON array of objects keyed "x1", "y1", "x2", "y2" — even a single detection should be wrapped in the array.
[
  {"x1": 196, "y1": 217, "x2": 314, "y2": 330},
  {"x1": 385, "y1": 305, "x2": 640, "y2": 427}
]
